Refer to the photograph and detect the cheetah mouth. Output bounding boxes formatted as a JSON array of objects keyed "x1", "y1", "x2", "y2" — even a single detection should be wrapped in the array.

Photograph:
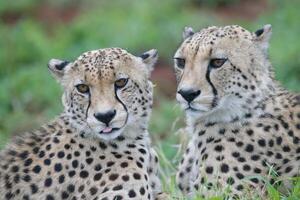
[
  {"x1": 99, "y1": 127, "x2": 120, "y2": 134},
  {"x1": 185, "y1": 106, "x2": 201, "y2": 112},
  {"x1": 185, "y1": 106, "x2": 204, "y2": 112}
]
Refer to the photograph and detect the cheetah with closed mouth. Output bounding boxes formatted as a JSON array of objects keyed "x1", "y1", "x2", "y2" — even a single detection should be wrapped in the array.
[
  {"x1": 0, "y1": 48, "x2": 164, "y2": 200},
  {"x1": 174, "y1": 25, "x2": 300, "y2": 197}
]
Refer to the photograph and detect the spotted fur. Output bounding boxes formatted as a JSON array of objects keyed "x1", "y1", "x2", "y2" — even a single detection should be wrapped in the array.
[
  {"x1": 174, "y1": 25, "x2": 300, "y2": 197},
  {"x1": 0, "y1": 48, "x2": 165, "y2": 200}
]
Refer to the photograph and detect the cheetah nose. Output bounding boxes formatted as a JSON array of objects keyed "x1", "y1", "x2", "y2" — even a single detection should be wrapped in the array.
[
  {"x1": 94, "y1": 110, "x2": 116, "y2": 126},
  {"x1": 178, "y1": 89, "x2": 201, "y2": 103}
]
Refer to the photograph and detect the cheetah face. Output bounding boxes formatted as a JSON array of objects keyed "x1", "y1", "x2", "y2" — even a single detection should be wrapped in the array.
[
  {"x1": 48, "y1": 48, "x2": 158, "y2": 140},
  {"x1": 174, "y1": 25, "x2": 273, "y2": 121}
]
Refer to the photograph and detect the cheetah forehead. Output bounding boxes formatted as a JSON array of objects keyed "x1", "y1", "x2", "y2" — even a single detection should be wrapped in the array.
[
  {"x1": 68, "y1": 48, "x2": 144, "y2": 80},
  {"x1": 182, "y1": 25, "x2": 253, "y2": 51},
  {"x1": 74, "y1": 48, "x2": 133, "y2": 69}
]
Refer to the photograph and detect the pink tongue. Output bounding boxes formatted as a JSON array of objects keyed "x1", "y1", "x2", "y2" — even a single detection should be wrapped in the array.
[{"x1": 102, "y1": 127, "x2": 113, "y2": 133}]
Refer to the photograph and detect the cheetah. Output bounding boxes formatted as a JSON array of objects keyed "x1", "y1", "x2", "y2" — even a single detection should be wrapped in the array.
[
  {"x1": 0, "y1": 48, "x2": 164, "y2": 200},
  {"x1": 174, "y1": 24, "x2": 300, "y2": 197}
]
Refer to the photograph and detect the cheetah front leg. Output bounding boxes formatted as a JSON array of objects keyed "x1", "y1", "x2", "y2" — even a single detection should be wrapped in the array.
[
  {"x1": 148, "y1": 148, "x2": 170, "y2": 199},
  {"x1": 176, "y1": 139, "x2": 200, "y2": 196}
]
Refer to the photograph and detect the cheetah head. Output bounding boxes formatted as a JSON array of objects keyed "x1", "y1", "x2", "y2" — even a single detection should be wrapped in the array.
[
  {"x1": 174, "y1": 25, "x2": 274, "y2": 123},
  {"x1": 48, "y1": 48, "x2": 158, "y2": 140}
]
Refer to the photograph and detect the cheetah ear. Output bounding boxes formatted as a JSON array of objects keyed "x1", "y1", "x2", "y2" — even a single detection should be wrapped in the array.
[
  {"x1": 48, "y1": 59, "x2": 70, "y2": 81},
  {"x1": 140, "y1": 49, "x2": 158, "y2": 72},
  {"x1": 182, "y1": 26, "x2": 195, "y2": 40},
  {"x1": 254, "y1": 24, "x2": 272, "y2": 54}
]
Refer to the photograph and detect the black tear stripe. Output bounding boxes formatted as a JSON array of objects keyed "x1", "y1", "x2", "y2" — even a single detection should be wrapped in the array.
[
  {"x1": 70, "y1": 90, "x2": 74, "y2": 109},
  {"x1": 114, "y1": 88, "x2": 129, "y2": 125},
  {"x1": 85, "y1": 92, "x2": 91, "y2": 120},
  {"x1": 205, "y1": 66, "x2": 218, "y2": 108}
]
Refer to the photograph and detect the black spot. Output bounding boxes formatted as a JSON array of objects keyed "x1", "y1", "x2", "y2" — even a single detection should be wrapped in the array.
[
  {"x1": 198, "y1": 130, "x2": 206, "y2": 136},
  {"x1": 251, "y1": 154, "x2": 260, "y2": 161},
  {"x1": 236, "y1": 141, "x2": 244, "y2": 147},
  {"x1": 232, "y1": 152, "x2": 240, "y2": 158},
  {"x1": 30, "y1": 184, "x2": 38, "y2": 194},
  {"x1": 90, "y1": 187, "x2": 98, "y2": 195},
  {"x1": 121, "y1": 162, "x2": 128, "y2": 168},
  {"x1": 61, "y1": 191, "x2": 69, "y2": 199},
  {"x1": 236, "y1": 173, "x2": 244, "y2": 179},
  {"x1": 283, "y1": 145, "x2": 291, "y2": 152},
  {"x1": 19, "y1": 151, "x2": 29, "y2": 159},
  {"x1": 94, "y1": 173, "x2": 102, "y2": 181},
  {"x1": 219, "y1": 129, "x2": 226, "y2": 135},
  {"x1": 44, "y1": 159, "x2": 51, "y2": 165},
  {"x1": 243, "y1": 164, "x2": 251, "y2": 171},
  {"x1": 236, "y1": 184, "x2": 244, "y2": 191},
  {"x1": 254, "y1": 168, "x2": 262, "y2": 173},
  {"x1": 54, "y1": 163, "x2": 62, "y2": 172},
  {"x1": 285, "y1": 166, "x2": 293, "y2": 173},
  {"x1": 79, "y1": 170, "x2": 89, "y2": 178},
  {"x1": 258, "y1": 139, "x2": 266, "y2": 147},
  {"x1": 214, "y1": 145, "x2": 224, "y2": 152},
  {"x1": 11, "y1": 165, "x2": 19, "y2": 173},
  {"x1": 136, "y1": 161, "x2": 143, "y2": 168},
  {"x1": 245, "y1": 144, "x2": 254, "y2": 152},
  {"x1": 206, "y1": 166, "x2": 214, "y2": 174},
  {"x1": 268, "y1": 139, "x2": 274, "y2": 147},
  {"x1": 57, "y1": 151, "x2": 65, "y2": 158},
  {"x1": 68, "y1": 170, "x2": 76, "y2": 177},
  {"x1": 109, "y1": 173, "x2": 119, "y2": 181},
  {"x1": 133, "y1": 173, "x2": 141, "y2": 180},
  {"x1": 72, "y1": 160, "x2": 78, "y2": 168},
  {"x1": 23, "y1": 175, "x2": 31, "y2": 182},
  {"x1": 128, "y1": 189, "x2": 136, "y2": 198},
  {"x1": 44, "y1": 178, "x2": 52, "y2": 187},
  {"x1": 99, "y1": 142, "x2": 107, "y2": 149},
  {"x1": 138, "y1": 148, "x2": 147, "y2": 154},
  {"x1": 220, "y1": 163, "x2": 229, "y2": 173},
  {"x1": 107, "y1": 161, "x2": 115, "y2": 167},
  {"x1": 250, "y1": 178, "x2": 259, "y2": 184},
  {"x1": 112, "y1": 185, "x2": 123, "y2": 191},
  {"x1": 140, "y1": 187, "x2": 145, "y2": 195},
  {"x1": 32, "y1": 165, "x2": 41, "y2": 174},
  {"x1": 276, "y1": 153, "x2": 283, "y2": 159},
  {"x1": 46, "y1": 195, "x2": 54, "y2": 200},
  {"x1": 122, "y1": 175, "x2": 129, "y2": 181},
  {"x1": 24, "y1": 158, "x2": 33, "y2": 167},
  {"x1": 276, "y1": 137, "x2": 282, "y2": 145},
  {"x1": 67, "y1": 184, "x2": 75, "y2": 193},
  {"x1": 94, "y1": 164, "x2": 102, "y2": 171},
  {"x1": 59, "y1": 175, "x2": 65, "y2": 183}
]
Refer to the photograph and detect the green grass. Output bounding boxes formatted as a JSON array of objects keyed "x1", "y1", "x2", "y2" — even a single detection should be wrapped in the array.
[{"x1": 0, "y1": 0, "x2": 300, "y2": 199}]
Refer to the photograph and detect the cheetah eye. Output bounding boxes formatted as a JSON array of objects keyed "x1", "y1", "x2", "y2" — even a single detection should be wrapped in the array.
[
  {"x1": 174, "y1": 58, "x2": 185, "y2": 69},
  {"x1": 115, "y1": 78, "x2": 128, "y2": 88},
  {"x1": 209, "y1": 58, "x2": 227, "y2": 69},
  {"x1": 76, "y1": 84, "x2": 90, "y2": 94}
]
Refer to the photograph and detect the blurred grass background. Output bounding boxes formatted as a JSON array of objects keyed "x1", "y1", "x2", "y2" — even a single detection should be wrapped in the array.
[{"x1": 0, "y1": 0, "x2": 300, "y2": 198}]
